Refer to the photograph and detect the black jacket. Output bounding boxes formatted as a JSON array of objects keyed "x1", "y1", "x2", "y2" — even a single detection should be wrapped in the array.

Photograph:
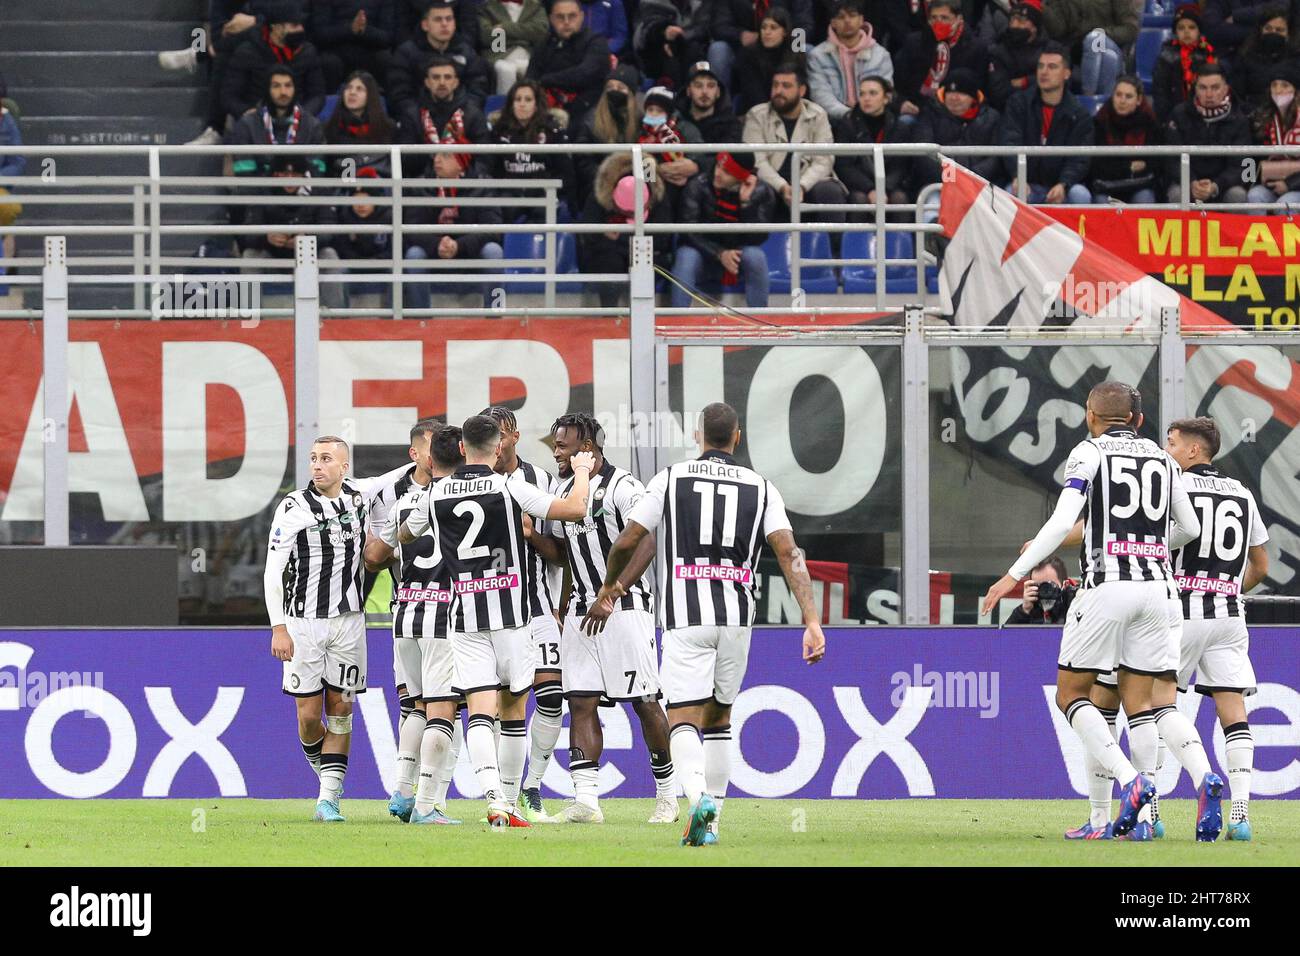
[
  {"x1": 1230, "y1": 46, "x2": 1300, "y2": 115},
  {"x1": 833, "y1": 106, "x2": 912, "y2": 196},
  {"x1": 999, "y1": 87, "x2": 1094, "y2": 188},
  {"x1": 1202, "y1": 0, "x2": 1280, "y2": 53},
  {"x1": 912, "y1": 97, "x2": 1003, "y2": 184},
  {"x1": 1003, "y1": 583, "x2": 1077, "y2": 624},
  {"x1": 333, "y1": 200, "x2": 394, "y2": 260},
  {"x1": 1163, "y1": 99, "x2": 1256, "y2": 195},
  {"x1": 389, "y1": 32, "x2": 491, "y2": 115},
  {"x1": 679, "y1": 171, "x2": 776, "y2": 259},
  {"x1": 709, "y1": 0, "x2": 815, "y2": 45},
  {"x1": 986, "y1": 34, "x2": 1045, "y2": 112},
  {"x1": 1152, "y1": 40, "x2": 1216, "y2": 123},
  {"x1": 895, "y1": 29, "x2": 989, "y2": 108},
  {"x1": 399, "y1": 86, "x2": 489, "y2": 156},
  {"x1": 733, "y1": 42, "x2": 806, "y2": 115},
  {"x1": 226, "y1": 104, "x2": 328, "y2": 177},
  {"x1": 525, "y1": 27, "x2": 611, "y2": 121},
  {"x1": 578, "y1": 152, "x2": 673, "y2": 272},
  {"x1": 222, "y1": 30, "x2": 328, "y2": 119},
  {"x1": 677, "y1": 99, "x2": 743, "y2": 179},
  {"x1": 308, "y1": 0, "x2": 399, "y2": 51},
  {"x1": 243, "y1": 185, "x2": 339, "y2": 256},
  {"x1": 1089, "y1": 100, "x2": 1163, "y2": 193},
  {"x1": 405, "y1": 171, "x2": 502, "y2": 259},
  {"x1": 490, "y1": 119, "x2": 577, "y2": 211}
]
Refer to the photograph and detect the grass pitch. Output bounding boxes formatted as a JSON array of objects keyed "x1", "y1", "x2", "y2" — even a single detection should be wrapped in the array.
[{"x1": 3, "y1": 799, "x2": 1298, "y2": 867}]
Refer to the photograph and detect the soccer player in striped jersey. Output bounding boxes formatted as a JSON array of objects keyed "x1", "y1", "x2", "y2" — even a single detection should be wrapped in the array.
[
  {"x1": 389, "y1": 415, "x2": 595, "y2": 828},
  {"x1": 365, "y1": 422, "x2": 467, "y2": 825},
  {"x1": 527, "y1": 413, "x2": 678, "y2": 825},
  {"x1": 582, "y1": 402, "x2": 826, "y2": 845},
  {"x1": 265, "y1": 436, "x2": 412, "y2": 822},
  {"x1": 481, "y1": 405, "x2": 565, "y2": 822},
  {"x1": 982, "y1": 382, "x2": 1218, "y2": 840}
]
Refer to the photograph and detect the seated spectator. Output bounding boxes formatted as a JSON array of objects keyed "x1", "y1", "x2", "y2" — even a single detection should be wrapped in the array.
[
  {"x1": 403, "y1": 148, "x2": 504, "y2": 309},
  {"x1": 1041, "y1": 0, "x2": 1136, "y2": 99},
  {"x1": 1247, "y1": 65, "x2": 1300, "y2": 209},
  {"x1": 676, "y1": 61, "x2": 743, "y2": 178},
  {"x1": 228, "y1": 67, "x2": 327, "y2": 175},
  {"x1": 1000, "y1": 43, "x2": 1094, "y2": 203},
  {"x1": 324, "y1": 71, "x2": 398, "y2": 178},
  {"x1": 710, "y1": 1, "x2": 816, "y2": 90},
  {"x1": 526, "y1": 0, "x2": 611, "y2": 131},
  {"x1": 242, "y1": 156, "x2": 344, "y2": 308},
  {"x1": 849, "y1": 0, "x2": 923, "y2": 54},
  {"x1": 333, "y1": 168, "x2": 395, "y2": 303},
  {"x1": 639, "y1": 85, "x2": 703, "y2": 217},
  {"x1": 479, "y1": 0, "x2": 550, "y2": 94},
  {"x1": 222, "y1": 1, "x2": 328, "y2": 121},
  {"x1": 734, "y1": 7, "x2": 810, "y2": 114},
  {"x1": 1003, "y1": 557, "x2": 1076, "y2": 624},
  {"x1": 390, "y1": 1, "x2": 491, "y2": 115},
  {"x1": 807, "y1": 1, "x2": 894, "y2": 122},
  {"x1": 1089, "y1": 75, "x2": 1162, "y2": 204},
  {"x1": 1163, "y1": 64, "x2": 1254, "y2": 204},
  {"x1": 174, "y1": 3, "x2": 264, "y2": 146},
  {"x1": 833, "y1": 75, "x2": 912, "y2": 221},
  {"x1": 578, "y1": 153, "x2": 673, "y2": 307},
  {"x1": 308, "y1": 0, "x2": 399, "y2": 91},
  {"x1": 0, "y1": 93, "x2": 23, "y2": 263},
  {"x1": 489, "y1": 79, "x2": 577, "y2": 219},
  {"x1": 987, "y1": 1, "x2": 1046, "y2": 111},
  {"x1": 1230, "y1": 9, "x2": 1298, "y2": 114},
  {"x1": 671, "y1": 150, "x2": 777, "y2": 309},
  {"x1": 634, "y1": 0, "x2": 712, "y2": 89},
  {"x1": 582, "y1": 1, "x2": 630, "y2": 56},
  {"x1": 743, "y1": 62, "x2": 849, "y2": 223},
  {"x1": 399, "y1": 55, "x2": 490, "y2": 175},
  {"x1": 895, "y1": 0, "x2": 988, "y2": 120},
  {"x1": 573, "y1": 63, "x2": 643, "y2": 196},
  {"x1": 913, "y1": 68, "x2": 1002, "y2": 220},
  {"x1": 1153, "y1": 5, "x2": 1217, "y2": 123},
  {"x1": 399, "y1": 0, "x2": 480, "y2": 45},
  {"x1": 1202, "y1": 0, "x2": 1282, "y2": 60}
]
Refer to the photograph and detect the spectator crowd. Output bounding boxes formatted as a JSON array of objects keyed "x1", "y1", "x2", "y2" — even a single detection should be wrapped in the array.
[{"x1": 136, "y1": 0, "x2": 1300, "y2": 307}]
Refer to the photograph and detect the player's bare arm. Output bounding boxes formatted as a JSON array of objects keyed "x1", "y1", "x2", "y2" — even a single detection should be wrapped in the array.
[
  {"x1": 545, "y1": 450, "x2": 597, "y2": 521},
  {"x1": 583, "y1": 521, "x2": 656, "y2": 635},
  {"x1": 271, "y1": 624, "x2": 294, "y2": 662},
  {"x1": 1244, "y1": 544, "x2": 1270, "y2": 591},
  {"x1": 769, "y1": 529, "x2": 826, "y2": 664},
  {"x1": 363, "y1": 538, "x2": 395, "y2": 573},
  {"x1": 527, "y1": 521, "x2": 568, "y2": 567}
]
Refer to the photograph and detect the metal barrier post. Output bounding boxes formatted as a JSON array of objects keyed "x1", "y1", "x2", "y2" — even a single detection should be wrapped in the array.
[
  {"x1": 1159, "y1": 303, "x2": 1185, "y2": 429},
  {"x1": 148, "y1": 147, "x2": 162, "y2": 318},
  {"x1": 1016, "y1": 153, "x2": 1028, "y2": 201},
  {"x1": 629, "y1": 146, "x2": 655, "y2": 482},
  {"x1": 901, "y1": 303, "x2": 930, "y2": 624},
  {"x1": 873, "y1": 145, "x2": 887, "y2": 310},
  {"x1": 42, "y1": 236, "x2": 70, "y2": 547},
  {"x1": 544, "y1": 185, "x2": 557, "y2": 310},
  {"x1": 132, "y1": 184, "x2": 146, "y2": 312},
  {"x1": 294, "y1": 235, "x2": 321, "y2": 487},
  {"x1": 390, "y1": 145, "x2": 404, "y2": 320},
  {"x1": 1180, "y1": 154, "x2": 1191, "y2": 210}
]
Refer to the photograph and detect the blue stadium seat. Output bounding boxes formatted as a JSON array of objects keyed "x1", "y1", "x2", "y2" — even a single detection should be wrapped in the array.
[
  {"x1": 1077, "y1": 94, "x2": 1104, "y2": 115},
  {"x1": 485, "y1": 94, "x2": 506, "y2": 116},
  {"x1": 842, "y1": 232, "x2": 922, "y2": 294},
  {"x1": 1136, "y1": 29, "x2": 1170, "y2": 87},
  {"x1": 318, "y1": 94, "x2": 339, "y2": 122},
  {"x1": 502, "y1": 231, "x2": 578, "y2": 292},
  {"x1": 766, "y1": 231, "x2": 838, "y2": 294}
]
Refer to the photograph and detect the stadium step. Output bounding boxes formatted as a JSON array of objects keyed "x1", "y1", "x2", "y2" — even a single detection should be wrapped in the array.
[
  {"x1": 0, "y1": 21, "x2": 200, "y2": 53},
  {"x1": 1, "y1": 0, "x2": 201, "y2": 20},
  {"x1": 4, "y1": 52, "x2": 202, "y2": 89},
  {"x1": 18, "y1": 115, "x2": 210, "y2": 148},
  {"x1": 7, "y1": 87, "x2": 208, "y2": 120}
]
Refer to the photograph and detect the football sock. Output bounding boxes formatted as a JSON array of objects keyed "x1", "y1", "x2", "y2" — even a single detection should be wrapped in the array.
[
  {"x1": 499, "y1": 718, "x2": 528, "y2": 804},
  {"x1": 318, "y1": 752, "x2": 347, "y2": 804},
  {"x1": 702, "y1": 725, "x2": 732, "y2": 832},
  {"x1": 1065, "y1": 698, "x2": 1138, "y2": 786},
  {"x1": 649, "y1": 748, "x2": 676, "y2": 800},
  {"x1": 396, "y1": 708, "x2": 427, "y2": 799},
  {"x1": 416, "y1": 717, "x2": 454, "y2": 815},
  {"x1": 1126, "y1": 709, "x2": 1158, "y2": 824},
  {"x1": 1224, "y1": 721, "x2": 1253, "y2": 823},
  {"x1": 1086, "y1": 706, "x2": 1119, "y2": 829},
  {"x1": 433, "y1": 712, "x2": 463, "y2": 809},
  {"x1": 397, "y1": 693, "x2": 414, "y2": 731},
  {"x1": 569, "y1": 747, "x2": 600, "y2": 811},
  {"x1": 523, "y1": 681, "x2": 564, "y2": 791},
  {"x1": 300, "y1": 732, "x2": 323, "y2": 779},
  {"x1": 467, "y1": 713, "x2": 504, "y2": 805},
  {"x1": 670, "y1": 723, "x2": 706, "y2": 811},
  {"x1": 1153, "y1": 703, "x2": 1212, "y2": 783}
]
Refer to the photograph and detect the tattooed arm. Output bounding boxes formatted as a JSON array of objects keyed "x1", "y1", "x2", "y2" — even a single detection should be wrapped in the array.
[{"x1": 768, "y1": 529, "x2": 826, "y2": 664}]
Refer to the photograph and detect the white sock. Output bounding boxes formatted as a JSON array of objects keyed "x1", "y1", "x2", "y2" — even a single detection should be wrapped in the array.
[
  {"x1": 433, "y1": 711, "x2": 463, "y2": 809},
  {"x1": 467, "y1": 714, "x2": 504, "y2": 805},
  {"x1": 1066, "y1": 698, "x2": 1137, "y2": 785},
  {"x1": 523, "y1": 682, "x2": 564, "y2": 791},
  {"x1": 1224, "y1": 721, "x2": 1253, "y2": 822},
  {"x1": 649, "y1": 747, "x2": 676, "y2": 800},
  {"x1": 498, "y1": 718, "x2": 528, "y2": 804},
  {"x1": 1153, "y1": 703, "x2": 1212, "y2": 783},
  {"x1": 415, "y1": 717, "x2": 454, "y2": 815},
  {"x1": 702, "y1": 724, "x2": 731, "y2": 832},
  {"x1": 1152, "y1": 728, "x2": 1166, "y2": 822},
  {"x1": 1127, "y1": 710, "x2": 1158, "y2": 823},
  {"x1": 670, "y1": 724, "x2": 706, "y2": 810},
  {"x1": 300, "y1": 733, "x2": 323, "y2": 779},
  {"x1": 569, "y1": 747, "x2": 601, "y2": 810},
  {"x1": 396, "y1": 709, "x2": 426, "y2": 798},
  {"x1": 1086, "y1": 707, "x2": 1119, "y2": 829},
  {"x1": 318, "y1": 752, "x2": 347, "y2": 804}
]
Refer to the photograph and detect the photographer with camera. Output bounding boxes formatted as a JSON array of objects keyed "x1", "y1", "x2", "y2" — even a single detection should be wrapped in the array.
[{"x1": 1004, "y1": 556, "x2": 1077, "y2": 624}]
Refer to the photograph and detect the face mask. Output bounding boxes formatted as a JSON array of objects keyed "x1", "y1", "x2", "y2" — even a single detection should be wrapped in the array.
[
  {"x1": 1274, "y1": 91, "x2": 1295, "y2": 111},
  {"x1": 605, "y1": 89, "x2": 628, "y2": 109},
  {"x1": 1004, "y1": 27, "x2": 1032, "y2": 46},
  {"x1": 282, "y1": 30, "x2": 306, "y2": 48},
  {"x1": 1259, "y1": 33, "x2": 1288, "y2": 55},
  {"x1": 643, "y1": 113, "x2": 667, "y2": 127},
  {"x1": 931, "y1": 20, "x2": 956, "y2": 42}
]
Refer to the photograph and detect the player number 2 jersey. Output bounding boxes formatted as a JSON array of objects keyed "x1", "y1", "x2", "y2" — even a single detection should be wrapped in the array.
[
  {"x1": 1171, "y1": 464, "x2": 1268, "y2": 620},
  {"x1": 628, "y1": 450, "x2": 793, "y2": 629}
]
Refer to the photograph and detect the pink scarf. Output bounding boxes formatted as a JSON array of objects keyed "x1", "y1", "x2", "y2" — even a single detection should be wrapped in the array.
[{"x1": 828, "y1": 26, "x2": 876, "y2": 109}]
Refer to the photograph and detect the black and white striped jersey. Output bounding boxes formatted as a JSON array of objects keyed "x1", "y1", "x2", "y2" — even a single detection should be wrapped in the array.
[
  {"x1": 267, "y1": 465, "x2": 408, "y2": 619},
  {"x1": 551, "y1": 459, "x2": 654, "y2": 617},
  {"x1": 506, "y1": 458, "x2": 558, "y2": 617},
  {"x1": 406, "y1": 464, "x2": 557, "y2": 633},
  {"x1": 1061, "y1": 427, "x2": 1191, "y2": 588},
  {"x1": 1171, "y1": 464, "x2": 1269, "y2": 620},
  {"x1": 384, "y1": 474, "x2": 454, "y2": 640},
  {"x1": 628, "y1": 450, "x2": 792, "y2": 629}
]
